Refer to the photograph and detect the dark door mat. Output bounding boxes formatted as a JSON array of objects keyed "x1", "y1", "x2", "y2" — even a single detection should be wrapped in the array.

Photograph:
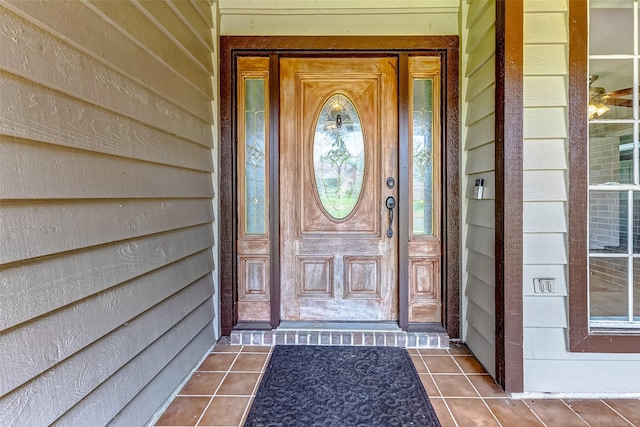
[{"x1": 244, "y1": 345, "x2": 441, "y2": 426}]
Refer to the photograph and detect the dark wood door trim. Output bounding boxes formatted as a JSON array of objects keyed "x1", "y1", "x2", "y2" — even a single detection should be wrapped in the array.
[
  {"x1": 219, "y1": 36, "x2": 459, "y2": 337},
  {"x1": 495, "y1": 1, "x2": 524, "y2": 393},
  {"x1": 268, "y1": 53, "x2": 281, "y2": 329},
  {"x1": 398, "y1": 53, "x2": 410, "y2": 330}
]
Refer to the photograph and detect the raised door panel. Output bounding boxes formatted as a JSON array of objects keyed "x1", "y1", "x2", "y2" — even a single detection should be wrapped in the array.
[{"x1": 280, "y1": 57, "x2": 398, "y2": 322}]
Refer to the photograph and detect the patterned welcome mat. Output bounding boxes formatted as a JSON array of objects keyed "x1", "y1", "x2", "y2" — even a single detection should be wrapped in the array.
[{"x1": 244, "y1": 345, "x2": 441, "y2": 426}]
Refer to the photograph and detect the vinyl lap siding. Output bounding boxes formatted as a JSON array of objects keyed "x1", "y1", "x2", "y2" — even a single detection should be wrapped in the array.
[
  {"x1": 218, "y1": 0, "x2": 460, "y2": 36},
  {"x1": 461, "y1": 0, "x2": 496, "y2": 376},
  {"x1": 522, "y1": 0, "x2": 640, "y2": 394},
  {"x1": 522, "y1": 0, "x2": 571, "y2": 393},
  {"x1": 0, "y1": 1, "x2": 216, "y2": 424}
]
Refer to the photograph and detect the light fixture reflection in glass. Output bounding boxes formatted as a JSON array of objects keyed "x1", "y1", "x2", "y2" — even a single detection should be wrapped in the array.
[
  {"x1": 588, "y1": 97, "x2": 610, "y2": 119},
  {"x1": 312, "y1": 94, "x2": 365, "y2": 220},
  {"x1": 588, "y1": 75, "x2": 611, "y2": 119}
]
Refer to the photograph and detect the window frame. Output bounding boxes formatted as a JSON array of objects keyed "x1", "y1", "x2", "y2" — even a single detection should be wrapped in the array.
[{"x1": 568, "y1": 0, "x2": 640, "y2": 352}]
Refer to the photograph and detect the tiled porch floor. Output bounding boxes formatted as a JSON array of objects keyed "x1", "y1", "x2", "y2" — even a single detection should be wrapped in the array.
[{"x1": 155, "y1": 339, "x2": 640, "y2": 427}]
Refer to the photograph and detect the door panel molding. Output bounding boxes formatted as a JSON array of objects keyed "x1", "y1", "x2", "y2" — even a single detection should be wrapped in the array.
[
  {"x1": 280, "y1": 56, "x2": 398, "y2": 322},
  {"x1": 220, "y1": 36, "x2": 459, "y2": 337}
]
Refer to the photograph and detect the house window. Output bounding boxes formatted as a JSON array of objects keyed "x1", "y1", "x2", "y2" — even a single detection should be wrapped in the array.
[
  {"x1": 588, "y1": 0, "x2": 639, "y2": 328},
  {"x1": 569, "y1": 0, "x2": 640, "y2": 352}
]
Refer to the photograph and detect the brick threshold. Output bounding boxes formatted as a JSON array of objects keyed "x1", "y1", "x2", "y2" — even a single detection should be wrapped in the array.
[{"x1": 230, "y1": 329, "x2": 449, "y2": 348}]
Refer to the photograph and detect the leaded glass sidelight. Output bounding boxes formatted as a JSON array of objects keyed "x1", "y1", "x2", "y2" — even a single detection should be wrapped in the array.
[
  {"x1": 313, "y1": 93, "x2": 365, "y2": 220},
  {"x1": 412, "y1": 79, "x2": 434, "y2": 235},
  {"x1": 244, "y1": 78, "x2": 267, "y2": 234}
]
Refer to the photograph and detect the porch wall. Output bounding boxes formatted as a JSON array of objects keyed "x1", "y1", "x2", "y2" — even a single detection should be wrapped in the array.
[
  {"x1": 460, "y1": 0, "x2": 497, "y2": 377},
  {"x1": 218, "y1": 0, "x2": 459, "y2": 36},
  {"x1": 522, "y1": 0, "x2": 640, "y2": 393},
  {"x1": 0, "y1": 1, "x2": 217, "y2": 424}
]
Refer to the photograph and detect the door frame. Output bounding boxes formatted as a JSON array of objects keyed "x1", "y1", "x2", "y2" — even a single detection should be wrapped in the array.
[{"x1": 219, "y1": 36, "x2": 460, "y2": 337}]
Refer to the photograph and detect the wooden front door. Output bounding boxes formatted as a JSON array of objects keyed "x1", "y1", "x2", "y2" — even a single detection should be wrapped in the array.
[
  {"x1": 279, "y1": 57, "x2": 399, "y2": 321},
  {"x1": 222, "y1": 37, "x2": 460, "y2": 336}
]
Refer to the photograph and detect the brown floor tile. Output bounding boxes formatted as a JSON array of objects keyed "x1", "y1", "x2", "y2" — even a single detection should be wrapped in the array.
[
  {"x1": 212, "y1": 343, "x2": 242, "y2": 353},
  {"x1": 179, "y1": 372, "x2": 226, "y2": 396},
  {"x1": 419, "y1": 373, "x2": 441, "y2": 397},
  {"x1": 432, "y1": 375, "x2": 479, "y2": 397},
  {"x1": 605, "y1": 399, "x2": 640, "y2": 425},
  {"x1": 423, "y1": 355, "x2": 463, "y2": 373},
  {"x1": 231, "y1": 353, "x2": 269, "y2": 372},
  {"x1": 446, "y1": 398, "x2": 500, "y2": 426},
  {"x1": 419, "y1": 348, "x2": 450, "y2": 356},
  {"x1": 448, "y1": 342, "x2": 472, "y2": 355},
  {"x1": 216, "y1": 372, "x2": 261, "y2": 396},
  {"x1": 241, "y1": 345, "x2": 271, "y2": 353},
  {"x1": 466, "y1": 375, "x2": 507, "y2": 398},
  {"x1": 565, "y1": 399, "x2": 632, "y2": 427},
  {"x1": 485, "y1": 399, "x2": 544, "y2": 426},
  {"x1": 240, "y1": 397, "x2": 255, "y2": 425},
  {"x1": 407, "y1": 348, "x2": 420, "y2": 355},
  {"x1": 411, "y1": 355, "x2": 428, "y2": 373},
  {"x1": 454, "y1": 355, "x2": 487, "y2": 373},
  {"x1": 429, "y1": 398, "x2": 456, "y2": 427},
  {"x1": 156, "y1": 346, "x2": 640, "y2": 427},
  {"x1": 199, "y1": 353, "x2": 237, "y2": 372},
  {"x1": 198, "y1": 396, "x2": 251, "y2": 427},
  {"x1": 155, "y1": 396, "x2": 210, "y2": 426},
  {"x1": 525, "y1": 399, "x2": 588, "y2": 427}
]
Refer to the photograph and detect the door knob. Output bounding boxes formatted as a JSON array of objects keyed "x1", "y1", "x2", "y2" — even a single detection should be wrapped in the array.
[{"x1": 385, "y1": 196, "x2": 395, "y2": 238}]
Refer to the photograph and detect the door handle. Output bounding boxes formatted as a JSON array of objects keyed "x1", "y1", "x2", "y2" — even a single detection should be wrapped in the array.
[{"x1": 385, "y1": 196, "x2": 395, "y2": 238}]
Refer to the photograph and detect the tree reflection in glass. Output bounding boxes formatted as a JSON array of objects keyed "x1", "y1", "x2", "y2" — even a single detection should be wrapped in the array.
[{"x1": 313, "y1": 94, "x2": 365, "y2": 220}]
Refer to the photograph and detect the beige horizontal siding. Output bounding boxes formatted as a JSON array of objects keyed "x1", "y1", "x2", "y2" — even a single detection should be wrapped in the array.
[
  {"x1": 105, "y1": 323, "x2": 215, "y2": 427},
  {"x1": 218, "y1": 0, "x2": 459, "y2": 36},
  {"x1": 462, "y1": 0, "x2": 496, "y2": 377},
  {"x1": 524, "y1": 45, "x2": 567, "y2": 75},
  {"x1": 1, "y1": 224, "x2": 213, "y2": 329},
  {"x1": 524, "y1": 0, "x2": 567, "y2": 12},
  {"x1": 524, "y1": 13, "x2": 568, "y2": 43},
  {"x1": 0, "y1": 138, "x2": 213, "y2": 200},
  {"x1": 135, "y1": 0, "x2": 214, "y2": 74},
  {"x1": 464, "y1": 323, "x2": 496, "y2": 376},
  {"x1": 465, "y1": 275, "x2": 496, "y2": 318},
  {"x1": 57, "y1": 295, "x2": 215, "y2": 426},
  {"x1": 521, "y1": 0, "x2": 640, "y2": 394},
  {"x1": 466, "y1": 225, "x2": 495, "y2": 258},
  {"x1": 465, "y1": 113, "x2": 495, "y2": 151},
  {"x1": 524, "y1": 359, "x2": 640, "y2": 394},
  {"x1": 523, "y1": 139, "x2": 567, "y2": 170},
  {"x1": 0, "y1": 73, "x2": 213, "y2": 163},
  {"x1": 2, "y1": 0, "x2": 212, "y2": 121},
  {"x1": 523, "y1": 202, "x2": 567, "y2": 233},
  {"x1": 465, "y1": 142, "x2": 495, "y2": 174},
  {"x1": 0, "y1": 280, "x2": 213, "y2": 425},
  {"x1": 466, "y1": 57, "x2": 495, "y2": 101},
  {"x1": 1, "y1": 199, "x2": 212, "y2": 263},
  {"x1": 0, "y1": 250, "x2": 213, "y2": 399},
  {"x1": 0, "y1": 1, "x2": 215, "y2": 425},
  {"x1": 0, "y1": 7, "x2": 212, "y2": 147},
  {"x1": 524, "y1": 76, "x2": 567, "y2": 107}
]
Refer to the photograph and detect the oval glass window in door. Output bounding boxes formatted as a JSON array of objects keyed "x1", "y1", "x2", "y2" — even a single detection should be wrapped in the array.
[{"x1": 312, "y1": 93, "x2": 365, "y2": 220}]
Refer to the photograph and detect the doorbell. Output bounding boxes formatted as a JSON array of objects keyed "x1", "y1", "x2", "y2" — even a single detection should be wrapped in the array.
[{"x1": 474, "y1": 179, "x2": 484, "y2": 200}]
